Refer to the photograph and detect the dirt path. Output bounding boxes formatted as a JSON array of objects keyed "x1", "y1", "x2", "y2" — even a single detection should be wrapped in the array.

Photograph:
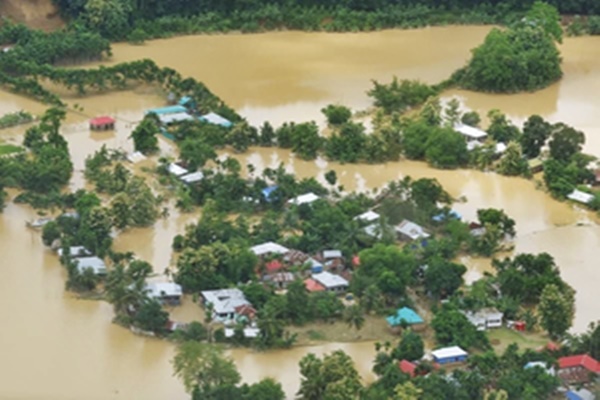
[{"x1": 0, "y1": 0, "x2": 64, "y2": 32}]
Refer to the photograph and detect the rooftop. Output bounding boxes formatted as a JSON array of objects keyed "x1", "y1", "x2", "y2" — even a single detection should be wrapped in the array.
[
  {"x1": 386, "y1": 307, "x2": 425, "y2": 327},
  {"x1": 180, "y1": 171, "x2": 204, "y2": 184},
  {"x1": 454, "y1": 124, "x2": 487, "y2": 139},
  {"x1": 201, "y1": 288, "x2": 250, "y2": 315},
  {"x1": 158, "y1": 112, "x2": 193, "y2": 125},
  {"x1": 396, "y1": 219, "x2": 430, "y2": 240},
  {"x1": 311, "y1": 271, "x2": 349, "y2": 288},
  {"x1": 251, "y1": 242, "x2": 289, "y2": 256},
  {"x1": 168, "y1": 163, "x2": 189, "y2": 177},
  {"x1": 199, "y1": 112, "x2": 232, "y2": 128},
  {"x1": 145, "y1": 282, "x2": 183, "y2": 298},
  {"x1": 304, "y1": 278, "x2": 326, "y2": 292},
  {"x1": 57, "y1": 246, "x2": 91, "y2": 258},
  {"x1": 74, "y1": 257, "x2": 107, "y2": 275},
  {"x1": 354, "y1": 210, "x2": 380, "y2": 223},
  {"x1": 567, "y1": 189, "x2": 594, "y2": 205},
  {"x1": 431, "y1": 346, "x2": 468, "y2": 360},
  {"x1": 146, "y1": 105, "x2": 187, "y2": 116},
  {"x1": 287, "y1": 192, "x2": 320, "y2": 206},
  {"x1": 558, "y1": 354, "x2": 600, "y2": 373},
  {"x1": 90, "y1": 116, "x2": 115, "y2": 126},
  {"x1": 323, "y1": 250, "x2": 342, "y2": 259},
  {"x1": 399, "y1": 360, "x2": 417, "y2": 377}
]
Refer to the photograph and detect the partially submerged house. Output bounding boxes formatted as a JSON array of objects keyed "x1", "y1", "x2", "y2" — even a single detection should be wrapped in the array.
[
  {"x1": 74, "y1": 256, "x2": 107, "y2": 275},
  {"x1": 462, "y1": 308, "x2": 503, "y2": 331},
  {"x1": 431, "y1": 346, "x2": 468, "y2": 365},
  {"x1": 287, "y1": 192, "x2": 320, "y2": 206},
  {"x1": 89, "y1": 116, "x2": 115, "y2": 131},
  {"x1": 567, "y1": 189, "x2": 594, "y2": 205},
  {"x1": 454, "y1": 124, "x2": 487, "y2": 142},
  {"x1": 57, "y1": 246, "x2": 92, "y2": 258},
  {"x1": 395, "y1": 220, "x2": 430, "y2": 241},
  {"x1": 168, "y1": 163, "x2": 189, "y2": 177},
  {"x1": 145, "y1": 282, "x2": 183, "y2": 305},
  {"x1": 200, "y1": 288, "x2": 252, "y2": 322},
  {"x1": 179, "y1": 171, "x2": 204, "y2": 184},
  {"x1": 158, "y1": 112, "x2": 194, "y2": 126},
  {"x1": 311, "y1": 271, "x2": 348, "y2": 293},
  {"x1": 250, "y1": 242, "x2": 290, "y2": 258},
  {"x1": 386, "y1": 307, "x2": 425, "y2": 328},
  {"x1": 199, "y1": 112, "x2": 233, "y2": 128}
]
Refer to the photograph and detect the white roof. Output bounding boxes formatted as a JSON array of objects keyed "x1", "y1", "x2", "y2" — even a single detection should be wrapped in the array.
[
  {"x1": 180, "y1": 171, "x2": 204, "y2": 184},
  {"x1": 200, "y1": 112, "x2": 232, "y2": 127},
  {"x1": 145, "y1": 282, "x2": 182, "y2": 298},
  {"x1": 363, "y1": 223, "x2": 382, "y2": 238},
  {"x1": 224, "y1": 327, "x2": 260, "y2": 338},
  {"x1": 454, "y1": 124, "x2": 487, "y2": 139},
  {"x1": 567, "y1": 189, "x2": 594, "y2": 205},
  {"x1": 127, "y1": 151, "x2": 146, "y2": 164},
  {"x1": 323, "y1": 250, "x2": 342, "y2": 259},
  {"x1": 250, "y1": 242, "x2": 289, "y2": 256},
  {"x1": 395, "y1": 220, "x2": 430, "y2": 240},
  {"x1": 201, "y1": 288, "x2": 249, "y2": 315},
  {"x1": 568, "y1": 389, "x2": 595, "y2": 400},
  {"x1": 495, "y1": 142, "x2": 508, "y2": 154},
  {"x1": 354, "y1": 210, "x2": 380, "y2": 222},
  {"x1": 431, "y1": 346, "x2": 468, "y2": 360},
  {"x1": 74, "y1": 257, "x2": 107, "y2": 275},
  {"x1": 168, "y1": 163, "x2": 189, "y2": 177},
  {"x1": 287, "y1": 192, "x2": 320, "y2": 206},
  {"x1": 158, "y1": 112, "x2": 193, "y2": 125},
  {"x1": 57, "y1": 246, "x2": 91, "y2": 258},
  {"x1": 312, "y1": 271, "x2": 349, "y2": 289}
]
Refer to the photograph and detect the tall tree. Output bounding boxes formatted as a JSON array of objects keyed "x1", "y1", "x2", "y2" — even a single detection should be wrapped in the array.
[
  {"x1": 297, "y1": 351, "x2": 363, "y2": 400},
  {"x1": 131, "y1": 114, "x2": 160, "y2": 154},
  {"x1": 538, "y1": 283, "x2": 575, "y2": 338},
  {"x1": 520, "y1": 115, "x2": 552, "y2": 158}
]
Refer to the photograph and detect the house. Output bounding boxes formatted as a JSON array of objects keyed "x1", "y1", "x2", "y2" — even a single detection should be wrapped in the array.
[
  {"x1": 528, "y1": 158, "x2": 544, "y2": 174},
  {"x1": 304, "y1": 278, "x2": 326, "y2": 292},
  {"x1": 567, "y1": 388, "x2": 596, "y2": 400},
  {"x1": 311, "y1": 271, "x2": 348, "y2": 293},
  {"x1": 127, "y1": 151, "x2": 146, "y2": 164},
  {"x1": 454, "y1": 124, "x2": 487, "y2": 142},
  {"x1": 200, "y1": 288, "x2": 251, "y2": 322},
  {"x1": 308, "y1": 258, "x2": 324, "y2": 274},
  {"x1": 284, "y1": 249, "x2": 310, "y2": 266},
  {"x1": 354, "y1": 210, "x2": 380, "y2": 224},
  {"x1": 323, "y1": 250, "x2": 342, "y2": 260},
  {"x1": 386, "y1": 307, "x2": 425, "y2": 328},
  {"x1": 74, "y1": 256, "x2": 107, "y2": 275},
  {"x1": 199, "y1": 112, "x2": 233, "y2": 128},
  {"x1": 524, "y1": 361, "x2": 556, "y2": 376},
  {"x1": 145, "y1": 282, "x2": 183, "y2": 305},
  {"x1": 146, "y1": 105, "x2": 187, "y2": 116},
  {"x1": 399, "y1": 360, "x2": 417, "y2": 377},
  {"x1": 567, "y1": 189, "x2": 595, "y2": 205},
  {"x1": 234, "y1": 303, "x2": 257, "y2": 322},
  {"x1": 224, "y1": 326, "x2": 260, "y2": 339},
  {"x1": 178, "y1": 96, "x2": 196, "y2": 109},
  {"x1": 322, "y1": 250, "x2": 344, "y2": 272},
  {"x1": 395, "y1": 220, "x2": 430, "y2": 241},
  {"x1": 261, "y1": 185, "x2": 278, "y2": 202},
  {"x1": 57, "y1": 246, "x2": 92, "y2": 258},
  {"x1": 287, "y1": 192, "x2": 320, "y2": 206},
  {"x1": 558, "y1": 354, "x2": 600, "y2": 383},
  {"x1": 267, "y1": 272, "x2": 295, "y2": 289},
  {"x1": 251, "y1": 242, "x2": 289, "y2": 257},
  {"x1": 432, "y1": 210, "x2": 462, "y2": 223},
  {"x1": 462, "y1": 308, "x2": 503, "y2": 331},
  {"x1": 179, "y1": 171, "x2": 204, "y2": 184},
  {"x1": 168, "y1": 163, "x2": 189, "y2": 177},
  {"x1": 89, "y1": 116, "x2": 115, "y2": 131},
  {"x1": 158, "y1": 112, "x2": 193, "y2": 125},
  {"x1": 469, "y1": 222, "x2": 486, "y2": 237},
  {"x1": 431, "y1": 346, "x2": 468, "y2": 365}
]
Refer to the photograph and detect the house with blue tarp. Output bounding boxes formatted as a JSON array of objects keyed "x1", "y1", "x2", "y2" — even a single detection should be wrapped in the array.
[
  {"x1": 432, "y1": 210, "x2": 462, "y2": 222},
  {"x1": 386, "y1": 307, "x2": 424, "y2": 327},
  {"x1": 261, "y1": 186, "x2": 278, "y2": 202},
  {"x1": 178, "y1": 96, "x2": 196, "y2": 109},
  {"x1": 566, "y1": 388, "x2": 595, "y2": 400},
  {"x1": 146, "y1": 105, "x2": 188, "y2": 116}
]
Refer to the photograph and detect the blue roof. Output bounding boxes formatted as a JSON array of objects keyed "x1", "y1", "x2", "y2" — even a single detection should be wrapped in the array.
[
  {"x1": 432, "y1": 210, "x2": 462, "y2": 222},
  {"x1": 146, "y1": 105, "x2": 187, "y2": 116},
  {"x1": 179, "y1": 96, "x2": 193, "y2": 106},
  {"x1": 199, "y1": 112, "x2": 233, "y2": 128},
  {"x1": 386, "y1": 307, "x2": 424, "y2": 327},
  {"x1": 261, "y1": 186, "x2": 278, "y2": 201}
]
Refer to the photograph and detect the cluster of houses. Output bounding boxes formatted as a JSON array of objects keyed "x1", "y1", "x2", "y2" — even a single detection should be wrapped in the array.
[
  {"x1": 454, "y1": 123, "x2": 507, "y2": 156},
  {"x1": 58, "y1": 245, "x2": 108, "y2": 275}
]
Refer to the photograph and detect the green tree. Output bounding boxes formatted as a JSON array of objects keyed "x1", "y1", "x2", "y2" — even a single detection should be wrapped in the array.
[
  {"x1": 548, "y1": 123, "x2": 585, "y2": 162},
  {"x1": 520, "y1": 115, "x2": 552, "y2": 158},
  {"x1": 391, "y1": 330, "x2": 424, "y2": 361},
  {"x1": 173, "y1": 342, "x2": 241, "y2": 394},
  {"x1": 243, "y1": 378, "x2": 285, "y2": 400},
  {"x1": 496, "y1": 142, "x2": 529, "y2": 177},
  {"x1": 285, "y1": 280, "x2": 311, "y2": 324},
  {"x1": 133, "y1": 300, "x2": 169, "y2": 334},
  {"x1": 461, "y1": 111, "x2": 481, "y2": 127},
  {"x1": 344, "y1": 305, "x2": 365, "y2": 332},
  {"x1": 524, "y1": 1, "x2": 563, "y2": 43},
  {"x1": 368, "y1": 77, "x2": 436, "y2": 114},
  {"x1": 322, "y1": 104, "x2": 352, "y2": 125},
  {"x1": 424, "y1": 127, "x2": 468, "y2": 169},
  {"x1": 83, "y1": 0, "x2": 132, "y2": 40},
  {"x1": 402, "y1": 120, "x2": 431, "y2": 160},
  {"x1": 538, "y1": 283, "x2": 575, "y2": 338},
  {"x1": 297, "y1": 351, "x2": 363, "y2": 400},
  {"x1": 131, "y1": 114, "x2": 160, "y2": 154},
  {"x1": 444, "y1": 98, "x2": 462, "y2": 127},
  {"x1": 487, "y1": 110, "x2": 520, "y2": 143},
  {"x1": 180, "y1": 138, "x2": 216, "y2": 170},
  {"x1": 424, "y1": 257, "x2": 467, "y2": 299},
  {"x1": 431, "y1": 306, "x2": 489, "y2": 350},
  {"x1": 392, "y1": 381, "x2": 422, "y2": 400}
]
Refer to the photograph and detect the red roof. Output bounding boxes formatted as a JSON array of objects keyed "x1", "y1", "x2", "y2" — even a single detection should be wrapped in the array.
[
  {"x1": 265, "y1": 260, "x2": 283, "y2": 273},
  {"x1": 399, "y1": 360, "x2": 416, "y2": 377},
  {"x1": 546, "y1": 342, "x2": 560, "y2": 351},
  {"x1": 558, "y1": 354, "x2": 600, "y2": 373},
  {"x1": 90, "y1": 116, "x2": 115, "y2": 126},
  {"x1": 304, "y1": 278, "x2": 325, "y2": 292},
  {"x1": 352, "y1": 255, "x2": 360, "y2": 267}
]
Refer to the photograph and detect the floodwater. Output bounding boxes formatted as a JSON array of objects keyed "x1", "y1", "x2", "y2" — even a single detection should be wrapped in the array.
[{"x1": 0, "y1": 27, "x2": 599, "y2": 399}]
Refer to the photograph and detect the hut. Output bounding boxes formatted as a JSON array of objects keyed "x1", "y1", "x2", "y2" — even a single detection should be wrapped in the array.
[
  {"x1": 386, "y1": 307, "x2": 425, "y2": 329},
  {"x1": 431, "y1": 346, "x2": 468, "y2": 365},
  {"x1": 89, "y1": 116, "x2": 115, "y2": 131}
]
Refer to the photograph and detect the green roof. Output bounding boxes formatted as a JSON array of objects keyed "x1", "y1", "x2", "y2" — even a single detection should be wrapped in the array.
[{"x1": 386, "y1": 307, "x2": 424, "y2": 327}]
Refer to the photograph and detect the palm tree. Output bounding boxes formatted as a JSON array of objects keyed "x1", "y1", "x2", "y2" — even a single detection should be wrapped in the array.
[{"x1": 344, "y1": 305, "x2": 365, "y2": 332}]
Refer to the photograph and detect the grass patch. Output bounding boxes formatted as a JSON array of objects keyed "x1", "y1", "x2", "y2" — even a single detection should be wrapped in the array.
[
  {"x1": 0, "y1": 144, "x2": 22, "y2": 156},
  {"x1": 487, "y1": 328, "x2": 549, "y2": 353},
  {"x1": 306, "y1": 329, "x2": 326, "y2": 341}
]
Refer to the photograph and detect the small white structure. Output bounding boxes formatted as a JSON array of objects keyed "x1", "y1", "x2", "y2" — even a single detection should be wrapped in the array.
[
  {"x1": 127, "y1": 151, "x2": 146, "y2": 164},
  {"x1": 462, "y1": 308, "x2": 503, "y2": 331},
  {"x1": 224, "y1": 327, "x2": 260, "y2": 338},
  {"x1": 567, "y1": 189, "x2": 594, "y2": 205},
  {"x1": 431, "y1": 346, "x2": 469, "y2": 364},
  {"x1": 287, "y1": 192, "x2": 320, "y2": 206},
  {"x1": 145, "y1": 282, "x2": 183, "y2": 305},
  {"x1": 168, "y1": 163, "x2": 189, "y2": 177},
  {"x1": 201, "y1": 288, "x2": 250, "y2": 321},
  {"x1": 199, "y1": 112, "x2": 232, "y2": 128},
  {"x1": 524, "y1": 361, "x2": 556, "y2": 376},
  {"x1": 312, "y1": 271, "x2": 349, "y2": 293},
  {"x1": 179, "y1": 171, "x2": 204, "y2": 184},
  {"x1": 354, "y1": 210, "x2": 380, "y2": 223},
  {"x1": 323, "y1": 250, "x2": 342, "y2": 260},
  {"x1": 57, "y1": 246, "x2": 92, "y2": 258},
  {"x1": 250, "y1": 242, "x2": 289, "y2": 257},
  {"x1": 454, "y1": 124, "x2": 487, "y2": 142},
  {"x1": 495, "y1": 142, "x2": 508, "y2": 154},
  {"x1": 158, "y1": 112, "x2": 193, "y2": 125},
  {"x1": 395, "y1": 220, "x2": 430, "y2": 241},
  {"x1": 74, "y1": 257, "x2": 107, "y2": 275}
]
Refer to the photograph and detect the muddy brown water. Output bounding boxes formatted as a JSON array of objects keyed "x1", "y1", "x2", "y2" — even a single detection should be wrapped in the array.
[{"x1": 0, "y1": 27, "x2": 599, "y2": 399}]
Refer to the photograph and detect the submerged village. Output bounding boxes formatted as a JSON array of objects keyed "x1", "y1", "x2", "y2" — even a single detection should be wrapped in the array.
[{"x1": 1, "y1": 1, "x2": 600, "y2": 399}]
